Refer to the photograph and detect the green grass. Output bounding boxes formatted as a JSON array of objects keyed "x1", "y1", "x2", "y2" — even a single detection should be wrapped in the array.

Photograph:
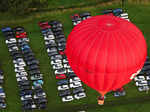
[{"x1": 0, "y1": 3, "x2": 150, "y2": 112}]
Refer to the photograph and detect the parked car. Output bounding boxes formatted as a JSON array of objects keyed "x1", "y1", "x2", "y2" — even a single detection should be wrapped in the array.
[
  {"x1": 59, "y1": 89, "x2": 71, "y2": 97},
  {"x1": 71, "y1": 14, "x2": 81, "y2": 26},
  {"x1": 57, "y1": 79, "x2": 68, "y2": 86},
  {"x1": 51, "y1": 59, "x2": 62, "y2": 65},
  {"x1": 74, "y1": 92, "x2": 86, "y2": 100},
  {"x1": 53, "y1": 63, "x2": 63, "y2": 70},
  {"x1": 69, "y1": 77, "x2": 81, "y2": 83},
  {"x1": 138, "y1": 86, "x2": 149, "y2": 91},
  {"x1": 55, "y1": 68, "x2": 66, "y2": 75},
  {"x1": 70, "y1": 81, "x2": 82, "y2": 88},
  {"x1": 58, "y1": 85, "x2": 69, "y2": 91},
  {"x1": 56, "y1": 74, "x2": 67, "y2": 79},
  {"x1": 79, "y1": 12, "x2": 91, "y2": 20},
  {"x1": 73, "y1": 87, "x2": 85, "y2": 94},
  {"x1": 62, "y1": 95, "x2": 74, "y2": 102}
]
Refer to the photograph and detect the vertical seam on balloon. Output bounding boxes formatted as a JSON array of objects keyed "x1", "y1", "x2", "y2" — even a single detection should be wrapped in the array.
[
  {"x1": 76, "y1": 30, "x2": 101, "y2": 88},
  {"x1": 93, "y1": 31, "x2": 105, "y2": 92},
  {"x1": 102, "y1": 32, "x2": 109, "y2": 92},
  {"x1": 107, "y1": 31, "x2": 118, "y2": 91},
  {"x1": 82, "y1": 30, "x2": 103, "y2": 89},
  {"x1": 111, "y1": 31, "x2": 127, "y2": 90}
]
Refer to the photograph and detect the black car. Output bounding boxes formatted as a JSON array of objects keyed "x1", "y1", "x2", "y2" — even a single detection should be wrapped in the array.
[
  {"x1": 3, "y1": 31, "x2": 14, "y2": 37},
  {"x1": 20, "y1": 90, "x2": 32, "y2": 96},
  {"x1": 12, "y1": 54, "x2": 22, "y2": 60},
  {"x1": 57, "y1": 79, "x2": 68, "y2": 86},
  {"x1": 29, "y1": 70, "x2": 40, "y2": 75},
  {"x1": 55, "y1": 34, "x2": 65, "y2": 39},
  {"x1": 51, "y1": 54, "x2": 62, "y2": 60},
  {"x1": 59, "y1": 89, "x2": 71, "y2": 97},
  {"x1": 10, "y1": 50, "x2": 21, "y2": 56},
  {"x1": 67, "y1": 73, "x2": 76, "y2": 78},
  {"x1": 19, "y1": 85, "x2": 31, "y2": 91},
  {"x1": 0, "y1": 70, "x2": 3, "y2": 75},
  {"x1": 22, "y1": 99, "x2": 34, "y2": 105},
  {"x1": 18, "y1": 80, "x2": 30, "y2": 86},
  {"x1": 49, "y1": 20, "x2": 63, "y2": 29},
  {"x1": 48, "y1": 51, "x2": 59, "y2": 57},
  {"x1": 52, "y1": 27, "x2": 63, "y2": 32},
  {"x1": 35, "y1": 98, "x2": 47, "y2": 104},
  {"x1": 14, "y1": 26, "x2": 25, "y2": 33},
  {"x1": 38, "y1": 103, "x2": 46, "y2": 109},
  {"x1": 79, "y1": 12, "x2": 91, "y2": 20},
  {"x1": 22, "y1": 49, "x2": 32, "y2": 55},
  {"x1": 26, "y1": 59, "x2": 39, "y2": 66},
  {"x1": 24, "y1": 56, "x2": 35, "y2": 62},
  {"x1": 101, "y1": 9, "x2": 113, "y2": 14},
  {"x1": 7, "y1": 42, "x2": 17, "y2": 47},
  {"x1": 72, "y1": 87, "x2": 84, "y2": 94},
  {"x1": 24, "y1": 52, "x2": 34, "y2": 58},
  {"x1": 142, "y1": 65, "x2": 150, "y2": 71},
  {"x1": 57, "y1": 45, "x2": 65, "y2": 51},
  {"x1": 27, "y1": 65, "x2": 39, "y2": 71},
  {"x1": 56, "y1": 37, "x2": 66, "y2": 43},
  {"x1": 54, "y1": 30, "x2": 64, "y2": 36}
]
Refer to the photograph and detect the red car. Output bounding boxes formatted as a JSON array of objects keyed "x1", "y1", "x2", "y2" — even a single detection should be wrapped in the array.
[
  {"x1": 16, "y1": 32, "x2": 27, "y2": 38},
  {"x1": 56, "y1": 74, "x2": 66, "y2": 79},
  {"x1": 38, "y1": 22, "x2": 51, "y2": 29}
]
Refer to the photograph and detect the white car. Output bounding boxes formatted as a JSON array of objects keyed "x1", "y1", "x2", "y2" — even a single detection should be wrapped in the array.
[
  {"x1": 53, "y1": 63, "x2": 63, "y2": 70},
  {"x1": 8, "y1": 46, "x2": 19, "y2": 52},
  {"x1": 63, "y1": 59, "x2": 68, "y2": 63},
  {"x1": 70, "y1": 82, "x2": 82, "y2": 88},
  {"x1": 18, "y1": 38, "x2": 29, "y2": 43},
  {"x1": 15, "y1": 67, "x2": 25, "y2": 72},
  {"x1": 33, "y1": 94, "x2": 46, "y2": 99},
  {"x1": 0, "y1": 75, "x2": 4, "y2": 80},
  {"x1": 138, "y1": 86, "x2": 149, "y2": 92},
  {"x1": 5, "y1": 38, "x2": 16, "y2": 44},
  {"x1": 21, "y1": 95, "x2": 32, "y2": 101},
  {"x1": 64, "y1": 63, "x2": 71, "y2": 69},
  {"x1": 134, "y1": 76, "x2": 145, "y2": 81},
  {"x1": 74, "y1": 92, "x2": 86, "y2": 100},
  {"x1": 13, "y1": 58, "x2": 24, "y2": 64},
  {"x1": 17, "y1": 76, "x2": 28, "y2": 82},
  {"x1": 14, "y1": 62, "x2": 26, "y2": 67},
  {"x1": 51, "y1": 59, "x2": 62, "y2": 65},
  {"x1": 55, "y1": 68, "x2": 66, "y2": 75},
  {"x1": 146, "y1": 76, "x2": 150, "y2": 80},
  {"x1": 62, "y1": 95, "x2": 74, "y2": 102},
  {"x1": 44, "y1": 35, "x2": 55, "y2": 40},
  {"x1": 0, "y1": 92, "x2": 6, "y2": 98},
  {"x1": 136, "y1": 81, "x2": 148, "y2": 86},
  {"x1": 58, "y1": 85, "x2": 69, "y2": 91},
  {"x1": 67, "y1": 68, "x2": 74, "y2": 73},
  {"x1": 70, "y1": 77, "x2": 81, "y2": 83},
  {"x1": 16, "y1": 72, "x2": 28, "y2": 78}
]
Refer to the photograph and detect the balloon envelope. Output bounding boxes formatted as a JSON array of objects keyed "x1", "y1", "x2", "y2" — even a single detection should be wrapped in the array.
[{"x1": 66, "y1": 15, "x2": 147, "y2": 96}]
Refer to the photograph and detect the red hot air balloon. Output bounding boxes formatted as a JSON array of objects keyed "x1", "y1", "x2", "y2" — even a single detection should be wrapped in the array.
[{"x1": 66, "y1": 15, "x2": 147, "y2": 100}]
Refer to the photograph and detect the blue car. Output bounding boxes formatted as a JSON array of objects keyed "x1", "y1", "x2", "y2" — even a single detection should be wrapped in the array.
[
  {"x1": 113, "y1": 8, "x2": 123, "y2": 16},
  {"x1": 57, "y1": 79, "x2": 68, "y2": 86},
  {"x1": 21, "y1": 45, "x2": 30, "y2": 51},
  {"x1": 1, "y1": 27, "x2": 11, "y2": 32},
  {"x1": 0, "y1": 87, "x2": 4, "y2": 93},
  {"x1": 33, "y1": 80, "x2": 44, "y2": 86},
  {"x1": 20, "y1": 90, "x2": 32, "y2": 96},
  {"x1": 41, "y1": 28, "x2": 51, "y2": 34}
]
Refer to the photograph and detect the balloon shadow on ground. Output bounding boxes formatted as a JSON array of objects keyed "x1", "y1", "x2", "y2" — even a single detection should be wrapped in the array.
[{"x1": 55, "y1": 95, "x2": 150, "y2": 112}]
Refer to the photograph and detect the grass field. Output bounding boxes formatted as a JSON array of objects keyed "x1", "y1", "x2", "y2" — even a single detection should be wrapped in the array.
[{"x1": 0, "y1": 3, "x2": 150, "y2": 112}]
